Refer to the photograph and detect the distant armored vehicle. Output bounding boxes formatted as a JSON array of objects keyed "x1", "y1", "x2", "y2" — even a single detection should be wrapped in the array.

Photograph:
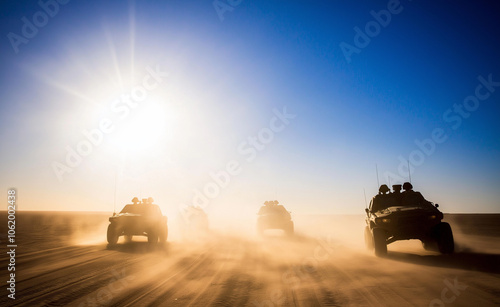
[
  {"x1": 107, "y1": 197, "x2": 168, "y2": 245},
  {"x1": 180, "y1": 206, "x2": 209, "y2": 239},
  {"x1": 364, "y1": 183, "x2": 454, "y2": 256},
  {"x1": 257, "y1": 200, "x2": 294, "y2": 236}
]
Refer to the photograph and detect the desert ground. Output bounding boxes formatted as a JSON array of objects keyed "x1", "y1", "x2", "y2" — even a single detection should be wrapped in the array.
[{"x1": 1, "y1": 211, "x2": 499, "y2": 307}]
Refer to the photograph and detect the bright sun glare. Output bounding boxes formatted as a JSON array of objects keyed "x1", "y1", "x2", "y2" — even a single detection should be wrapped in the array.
[{"x1": 113, "y1": 101, "x2": 172, "y2": 155}]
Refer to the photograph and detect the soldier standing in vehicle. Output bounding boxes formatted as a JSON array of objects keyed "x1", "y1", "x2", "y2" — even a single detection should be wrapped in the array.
[
  {"x1": 258, "y1": 200, "x2": 288, "y2": 216},
  {"x1": 370, "y1": 184, "x2": 391, "y2": 212},
  {"x1": 402, "y1": 182, "x2": 433, "y2": 208},
  {"x1": 258, "y1": 201, "x2": 270, "y2": 215},
  {"x1": 392, "y1": 184, "x2": 403, "y2": 206},
  {"x1": 274, "y1": 201, "x2": 291, "y2": 219}
]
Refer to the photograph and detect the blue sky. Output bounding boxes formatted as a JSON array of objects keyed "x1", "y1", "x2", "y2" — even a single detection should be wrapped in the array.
[{"x1": 1, "y1": 0, "x2": 499, "y2": 215}]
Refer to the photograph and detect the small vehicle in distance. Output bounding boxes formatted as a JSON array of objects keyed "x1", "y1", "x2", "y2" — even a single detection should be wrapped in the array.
[
  {"x1": 364, "y1": 183, "x2": 454, "y2": 257},
  {"x1": 257, "y1": 200, "x2": 294, "y2": 236},
  {"x1": 107, "y1": 197, "x2": 168, "y2": 245},
  {"x1": 179, "y1": 205, "x2": 209, "y2": 239}
]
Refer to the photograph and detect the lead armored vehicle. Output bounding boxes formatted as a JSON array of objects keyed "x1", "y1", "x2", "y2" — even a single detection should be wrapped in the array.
[
  {"x1": 364, "y1": 183, "x2": 454, "y2": 257},
  {"x1": 257, "y1": 200, "x2": 294, "y2": 236},
  {"x1": 107, "y1": 197, "x2": 168, "y2": 245}
]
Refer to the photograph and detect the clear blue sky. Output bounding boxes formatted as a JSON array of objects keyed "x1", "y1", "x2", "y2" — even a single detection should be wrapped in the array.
[{"x1": 1, "y1": 0, "x2": 499, "y2": 214}]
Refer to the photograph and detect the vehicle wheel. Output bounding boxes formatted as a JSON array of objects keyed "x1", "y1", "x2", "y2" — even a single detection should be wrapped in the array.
[
  {"x1": 148, "y1": 230, "x2": 158, "y2": 245},
  {"x1": 107, "y1": 224, "x2": 119, "y2": 245},
  {"x1": 125, "y1": 235, "x2": 133, "y2": 243},
  {"x1": 159, "y1": 226, "x2": 168, "y2": 243},
  {"x1": 257, "y1": 223, "x2": 265, "y2": 236},
  {"x1": 364, "y1": 226, "x2": 374, "y2": 250},
  {"x1": 421, "y1": 239, "x2": 438, "y2": 252},
  {"x1": 435, "y1": 222, "x2": 454, "y2": 254},
  {"x1": 372, "y1": 228, "x2": 387, "y2": 257},
  {"x1": 285, "y1": 222, "x2": 294, "y2": 236}
]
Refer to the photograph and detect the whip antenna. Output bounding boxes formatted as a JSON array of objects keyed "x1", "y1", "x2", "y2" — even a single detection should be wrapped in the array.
[
  {"x1": 363, "y1": 188, "x2": 368, "y2": 209},
  {"x1": 407, "y1": 160, "x2": 412, "y2": 183},
  {"x1": 113, "y1": 168, "x2": 118, "y2": 215},
  {"x1": 375, "y1": 164, "x2": 380, "y2": 187}
]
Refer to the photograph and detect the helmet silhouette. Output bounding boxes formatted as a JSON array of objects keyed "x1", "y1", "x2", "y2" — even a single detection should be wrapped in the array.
[
  {"x1": 392, "y1": 184, "x2": 402, "y2": 192},
  {"x1": 379, "y1": 184, "x2": 390, "y2": 194},
  {"x1": 403, "y1": 182, "x2": 413, "y2": 191}
]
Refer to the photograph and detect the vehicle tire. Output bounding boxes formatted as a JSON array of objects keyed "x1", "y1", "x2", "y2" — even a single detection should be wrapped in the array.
[
  {"x1": 421, "y1": 239, "x2": 438, "y2": 252},
  {"x1": 125, "y1": 235, "x2": 133, "y2": 243},
  {"x1": 159, "y1": 226, "x2": 168, "y2": 243},
  {"x1": 257, "y1": 223, "x2": 265, "y2": 236},
  {"x1": 148, "y1": 230, "x2": 158, "y2": 245},
  {"x1": 364, "y1": 226, "x2": 374, "y2": 250},
  {"x1": 285, "y1": 222, "x2": 294, "y2": 236},
  {"x1": 435, "y1": 222, "x2": 454, "y2": 254},
  {"x1": 372, "y1": 228, "x2": 387, "y2": 257},
  {"x1": 107, "y1": 224, "x2": 119, "y2": 245}
]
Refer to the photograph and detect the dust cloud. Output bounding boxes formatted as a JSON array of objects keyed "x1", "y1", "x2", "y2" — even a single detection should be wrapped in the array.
[{"x1": 1, "y1": 211, "x2": 499, "y2": 306}]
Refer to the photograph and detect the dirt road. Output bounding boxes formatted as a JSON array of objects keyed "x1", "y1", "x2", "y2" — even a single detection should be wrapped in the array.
[{"x1": 1, "y1": 213, "x2": 499, "y2": 306}]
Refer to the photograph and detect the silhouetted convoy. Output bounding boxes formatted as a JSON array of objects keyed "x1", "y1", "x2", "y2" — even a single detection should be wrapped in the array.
[
  {"x1": 107, "y1": 197, "x2": 168, "y2": 245},
  {"x1": 364, "y1": 183, "x2": 454, "y2": 257},
  {"x1": 257, "y1": 200, "x2": 294, "y2": 236}
]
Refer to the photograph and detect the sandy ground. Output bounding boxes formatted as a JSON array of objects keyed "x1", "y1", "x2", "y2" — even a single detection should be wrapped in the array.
[{"x1": 0, "y1": 212, "x2": 499, "y2": 306}]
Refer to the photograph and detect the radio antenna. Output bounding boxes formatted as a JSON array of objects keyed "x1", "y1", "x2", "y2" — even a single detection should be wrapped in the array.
[
  {"x1": 363, "y1": 188, "x2": 368, "y2": 209},
  {"x1": 407, "y1": 160, "x2": 412, "y2": 183},
  {"x1": 113, "y1": 168, "x2": 118, "y2": 215},
  {"x1": 375, "y1": 164, "x2": 380, "y2": 187}
]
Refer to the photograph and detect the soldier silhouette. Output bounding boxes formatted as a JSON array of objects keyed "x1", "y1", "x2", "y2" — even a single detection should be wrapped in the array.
[
  {"x1": 402, "y1": 182, "x2": 433, "y2": 208},
  {"x1": 370, "y1": 184, "x2": 391, "y2": 212},
  {"x1": 392, "y1": 184, "x2": 403, "y2": 206}
]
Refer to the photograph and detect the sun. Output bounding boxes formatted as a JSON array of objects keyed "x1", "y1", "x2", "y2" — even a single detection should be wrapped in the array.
[{"x1": 112, "y1": 100, "x2": 173, "y2": 155}]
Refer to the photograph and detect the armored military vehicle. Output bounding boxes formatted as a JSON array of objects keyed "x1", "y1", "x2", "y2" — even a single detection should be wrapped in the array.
[
  {"x1": 107, "y1": 197, "x2": 168, "y2": 245},
  {"x1": 179, "y1": 205, "x2": 209, "y2": 239},
  {"x1": 364, "y1": 183, "x2": 454, "y2": 257},
  {"x1": 257, "y1": 200, "x2": 294, "y2": 236}
]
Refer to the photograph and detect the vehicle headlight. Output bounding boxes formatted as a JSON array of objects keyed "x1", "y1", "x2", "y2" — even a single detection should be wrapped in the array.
[
  {"x1": 376, "y1": 218, "x2": 391, "y2": 223},
  {"x1": 428, "y1": 215, "x2": 436, "y2": 220}
]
